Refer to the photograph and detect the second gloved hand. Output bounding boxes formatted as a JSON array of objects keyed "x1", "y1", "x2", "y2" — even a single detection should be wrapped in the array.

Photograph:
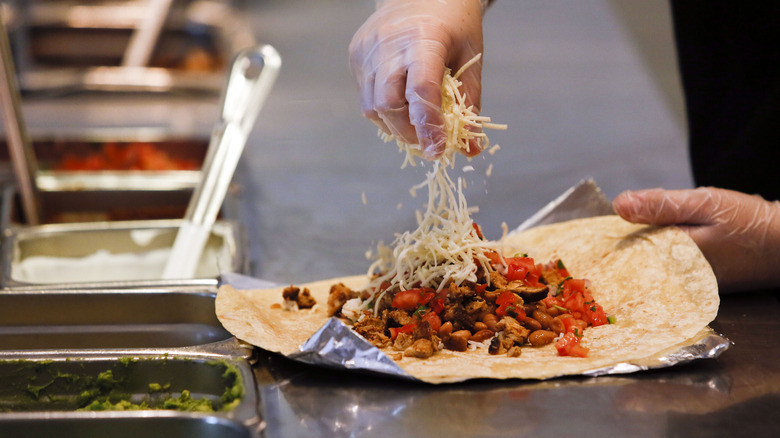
[{"x1": 613, "y1": 187, "x2": 780, "y2": 293}]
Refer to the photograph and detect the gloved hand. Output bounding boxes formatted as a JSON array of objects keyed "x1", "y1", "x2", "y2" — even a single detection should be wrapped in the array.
[
  {"x1": 349, "y1": 0, "x2": 486, "y2": 159},
  {"x1": 613, "y1": 187, "x2": 780, "y2": 293}
]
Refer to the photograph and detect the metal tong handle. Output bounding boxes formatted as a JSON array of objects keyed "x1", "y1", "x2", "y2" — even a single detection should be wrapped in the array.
[
  {"x1": 0, "y1": 9, "x2": 40, "y2": 224},
  {"x1": 162, "y1": 45, "x2": 281, "y2": 279}
]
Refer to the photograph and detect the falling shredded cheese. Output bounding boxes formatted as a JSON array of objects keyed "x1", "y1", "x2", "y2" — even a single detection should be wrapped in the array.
[{"x1": 361, "y1": 53, "x2": 507, "y2": 314}]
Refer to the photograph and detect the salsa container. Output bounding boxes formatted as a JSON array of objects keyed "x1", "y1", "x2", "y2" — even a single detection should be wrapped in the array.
[{"x1": 0, "y1": 131, "x2": 213, "y2": 223}]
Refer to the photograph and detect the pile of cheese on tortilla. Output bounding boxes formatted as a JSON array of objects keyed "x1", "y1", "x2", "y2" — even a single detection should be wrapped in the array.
[{"x1": 362, "y1": 54, "x2": 507, "y2": 312}]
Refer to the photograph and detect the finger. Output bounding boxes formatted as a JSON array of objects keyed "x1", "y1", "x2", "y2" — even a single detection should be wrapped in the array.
[
  {"x1": 406, "y1": 49, "x2": 447, "y2": 159},
  {"x1": 349, "y1": 39, "x2": 392, "y2": 136},
  {"x1": 360, "y1": 70, "x2": 394, "y2": 135},
  {"x1": 612, "y1": 188, "x2": 723, "y2": 226},
  {"x1": 373, "y1": 59, "x2": 417, "y2": 143}
]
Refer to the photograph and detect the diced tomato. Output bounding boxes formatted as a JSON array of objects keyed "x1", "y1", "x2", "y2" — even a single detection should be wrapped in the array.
[
  {"x1": 421, "y1": 311, "x2": 442, "y2": 332},
  {"x1": 542, "y1": 295, "x2": 561, "y2": 309},
  {"x1": 472, "y1": 223, "x2": 484, "y2": 239},
  {"x1": 419, "y1": 291, "x2": 435, "y2": 306},
  {"x1": 495, "y1": 303, "x2": 511, "y2": 318},
  {"x1": 388, "y1": 323, "x2": 417, "y2": 341},
  {"x1": 391, "y1": 290, "x2": 421, "y2": 310},
  {"x1": 569, "y1": 344, "x2": 589, "y2": 358},
  {"x1": 391, "y1": 288, "x2": 435, "y2": 310},
  {"x1": 563, "y1": 290, "x2": 586, "y2": 313},
  {"x1": 555, "y1": 259, "x2": 571, "y2": 278},
  {"x1": 503, "y1": 256, "x2": 544, "y2": 287},
  {"x1": 565, "y1": 278, "x2": 587, "y2": 294},
  {"x1": 555, "y1": 332, "x2": 576, "y2": 355},
  {"x1": 495, "y1": 291, "x2": 525, "y2": 320},
  {"x1": 484, "y1": 251, "x2": 503, "y2": 270},
  {"x1": 475, "y1": 283, "x2": 488, "y2": 294},
  {"x1": 558, "y1": 314, "x2": 575, "y2": 332},
  {"x1": 558, "y1": 314, "x2": 587, "y2": 336},
  {"x1": 585, "y1": 303, "x2": 608, "y2": 326},
  {"x1": 555, "y1": 332, "x2": 589, "y2": 357},
  {"x1": 431, "y1": 298, "x2": 445, "y2": 314},
  {"x1": 496, "y1": 291, "x2": 517, "y2": 307}
]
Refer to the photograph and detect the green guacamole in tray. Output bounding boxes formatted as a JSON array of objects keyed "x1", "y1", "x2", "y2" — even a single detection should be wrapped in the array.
[{"x1": 0, "y1": 357, "x2": 243, "y2": 413}]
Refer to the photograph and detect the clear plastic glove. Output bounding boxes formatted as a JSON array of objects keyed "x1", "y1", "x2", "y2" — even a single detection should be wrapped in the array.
[
  {"x1": 613, "y1": 187, "x2": 780, "y2": 293},
  {"x1": 349, "y1": 0, "x2": 486, "y2": 159}
]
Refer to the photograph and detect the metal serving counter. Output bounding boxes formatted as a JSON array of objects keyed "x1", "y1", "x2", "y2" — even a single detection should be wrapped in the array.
[{"x1": 250, "y1": 290, "x2": 780, "y2": 437}]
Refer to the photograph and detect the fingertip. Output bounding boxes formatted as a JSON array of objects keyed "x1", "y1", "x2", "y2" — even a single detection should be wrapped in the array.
[
  {"x1": 370, "y1": 118, "x2": 392, "y2": 138},
  {"x1": 612, "y1": 191, "x2": 636, "y2": 221},
  {"x1": 612, "y1": 189, "x2": 662, "y2": 224},
  {"x1": 420, "y1": 134, "x2": 446, "y2": 160}
]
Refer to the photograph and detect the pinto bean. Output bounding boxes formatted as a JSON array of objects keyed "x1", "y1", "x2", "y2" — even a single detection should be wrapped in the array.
[
  {"x1": 482, "y1": 313, "x2": 500, "y2": 332},
  {"x1": 528, "y1": 330, "x2": 557, "y2": 347},
  {"x1": 550, "y1": 316, "x2": 566, "y2": 334},
  {"x1": 444, "y1": 330, "x2": 471, "y2": 351},
  {"x1": 473, "y1": 321, "x2": 488, "y2": 332},
  {"x1": 533, "y1": 310, "x2": 554, "y2": 330},
  {"x1": 546, "y1": 305, "x2": 561, "y2": 317},
  {"x1": 521, "y1": 317, "x2": 542, "y2": 332},
  {"x1": 438, "y1": 321, "x2": 453, "y2": 339},
  {"x1": 470, "y1": 329, "x2": 494, "y2": 343}
]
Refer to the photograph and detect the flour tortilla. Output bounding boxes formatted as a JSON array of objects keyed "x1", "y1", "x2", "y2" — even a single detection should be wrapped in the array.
[{"x1": 216, "y1": 215, "x2": 719, "y2": 383}]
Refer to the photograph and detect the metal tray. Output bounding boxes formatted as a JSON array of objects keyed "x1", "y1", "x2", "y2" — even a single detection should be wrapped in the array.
[
  {"x1": 1, "y1": 219, "x2": 247, "y2": 290},
  {"x1": 0, "y1": 346, "x2": 262, "y2": 437},
  {"x1": 0, "y1": 288, "x2": 231, "y2": 350},
  {"x1": 0, "y1": 131, "x2": 213, "y2": 223},
  {"x1": 0, "y1": 285, "x2": 263, "y2": 437},
  {"x1": 5, "y1": 0, "x2": 255, "y2": 95}
]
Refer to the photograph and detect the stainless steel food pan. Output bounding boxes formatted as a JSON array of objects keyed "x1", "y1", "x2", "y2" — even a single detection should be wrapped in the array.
[
  {"x1": 0, "y1": 288, "x2": 232, "y2": 350},
  {"x1": 0, "y1": 414, "x2": 258, "y2": 438},
  {"x1": 6, "y1": 0, "x2": 255, "y2": 95},
  {"x1": 0, "y1": 347, "x2": 263, "y2": 437},
  {"x1": 1, "y1": 219, "x2": 247, "y2": 289},
  {"x1": 0, "y1": 131, "x2": 212, "y2": 223}
]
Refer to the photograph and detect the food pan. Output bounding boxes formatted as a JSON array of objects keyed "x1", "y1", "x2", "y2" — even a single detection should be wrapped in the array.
[
  {"x1": 1, "y1": 219, "x2": 247, "y2": 290},
  {"x1": 6, "y1": 0, "x2": 255, "y2": 94},
  {"x1": 0, "y1": 348, "x2": 263, "y2": 437},
  {"x1": 0, "y1": 415, "x2": 257, "y2": 438},
  {"x1": 0, "y1": 132, "x2": 211, "y2": 223},
  {"x1": 0, "y1": 288, "x2": 232, "y2": 350}
]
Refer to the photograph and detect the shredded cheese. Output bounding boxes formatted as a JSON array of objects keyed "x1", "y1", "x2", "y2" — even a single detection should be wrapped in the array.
[{"x1": 361, "y1": 54, "x2": 507, "y2": 313}]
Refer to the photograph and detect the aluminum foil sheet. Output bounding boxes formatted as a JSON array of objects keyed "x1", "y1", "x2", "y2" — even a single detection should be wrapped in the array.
[
  {"x1": 226, "y1": 179, "x2": 731, "y2": 382},
  {"x1": 290, "y1": 318, "x2": 410, "y2": 379}
]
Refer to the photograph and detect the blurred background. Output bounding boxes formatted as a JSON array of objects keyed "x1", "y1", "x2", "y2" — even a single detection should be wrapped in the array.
[{"x1": 1, "y1": 0, "x2": 692, "y2": 284}]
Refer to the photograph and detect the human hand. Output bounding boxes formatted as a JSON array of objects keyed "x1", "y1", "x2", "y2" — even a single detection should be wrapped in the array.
[
  {"x1": 613, "y1": 187, "x2": 780, "y2": 293},
  {"x1": 349, "y1": 0, "x2": 486, "y2": 159}
]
